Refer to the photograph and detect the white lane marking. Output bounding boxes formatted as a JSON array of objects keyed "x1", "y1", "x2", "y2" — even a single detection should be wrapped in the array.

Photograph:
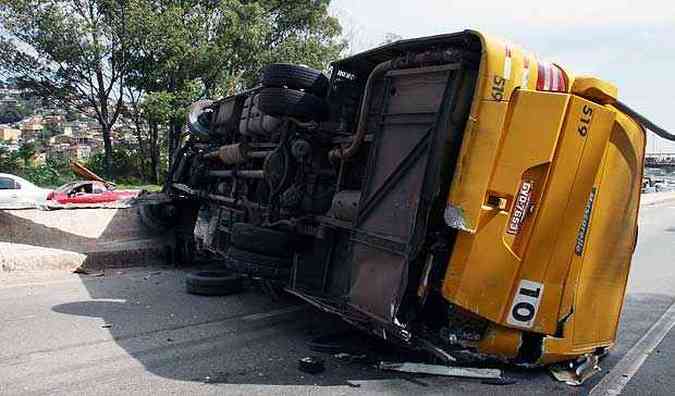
[
  {"x1": 590, "y1": 300, "x2": 675, "y2": 395},
  {"x1": 242, "y1": 305, "x2": 306, "y2": 321}
]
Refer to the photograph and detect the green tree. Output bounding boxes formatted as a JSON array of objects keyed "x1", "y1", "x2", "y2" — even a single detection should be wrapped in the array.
[
  {"x1": 19, "y1": 159, "x2": 75, "y2": 187},
  {"x1": 87, "y1": 146, "x2": 140, "y2": 181},
  {"x1": 0, "y1": 0, "x2": 131, "y2": 179},
  {"x1": 17, "y1": 142, "x2": 36, "y2": 167},
  {"x1": 0, "y1": 143, "x2": 20, "y2": 172},
  {"x1": 140, "y1": 91, "x2": 174, "y2": 183},
  {"x1": 125, "y1": 0, "x2": 345, "y2": 160},
  {"x1": 0, "y1": 104, "x2": 23, "y2": 124},
  {"x1": 123, "y1": 89, "x2": 173, "y2": 183}
]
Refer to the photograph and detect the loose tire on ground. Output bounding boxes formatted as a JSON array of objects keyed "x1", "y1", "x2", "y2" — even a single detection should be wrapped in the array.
[
  {"x1": 185, "y1": 271, "x2": 244, "y2": 296},
  {"x1": 230, "y1": 223, "x2": 295, "y2": 257},
  {"x1": 260, "y1": 64, "x2": 330, "y2": 97},
  {"x1": 256, "y1": 87, "x2": 330, "y2": 121}
]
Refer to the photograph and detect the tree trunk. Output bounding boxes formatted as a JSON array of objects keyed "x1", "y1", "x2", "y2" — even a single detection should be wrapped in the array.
[
  {"x1": 132, "y1": 122, "x2": 148, "y2": 182},
  {"x1": 101, "y1": 124, "x2": 114, "y2": 180},
  {"x1": 168, "y1": 118, "x2": 182, "y2": 167},
  {"x1": 149, "y1": 121, "x2": 160, "y2": 184}
]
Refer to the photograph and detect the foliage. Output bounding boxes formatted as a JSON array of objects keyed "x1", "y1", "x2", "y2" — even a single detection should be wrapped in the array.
[
  {"x1": 141, "y1": 91, "x2": 176, "y2": 125},
  {"x1": 0, "y1": 0, "x2": 346, "y2": 184},
  {"x1": 0, "y1": 0, "x2": 132, "y2": 178},
  {"x1": 19, "y1": 158, "x2": 76, "y2": 187},
  {"x1": 0, "y1": 144, "x2": 74, "y2": 187},
  {"x1": 0, "y1": 102, "x2": 30, "y2": 124},
  {"x1": 124, "y1": 0, "x2": 346, "y2": 157},
  {"x1": 17, "y1": 142, "x2": 36, "y2": 166},
  {"x1": 115, "y1": 181, "x2": 162, "y2": 191},
  {"x1": 87, "y1": 146, "x2": 140, "y2": 181},
  {"x1": 0, "y1": 92, "x2": 40, "y2": 124},
  {"x1": 191, "y1": 1, "x2": 342, "y2": 91},
  {"x1": 0, "y1": 143, "x2": 19, "y2": 171}
]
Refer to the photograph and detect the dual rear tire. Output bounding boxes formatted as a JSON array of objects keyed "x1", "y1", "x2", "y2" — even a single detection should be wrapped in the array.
[
  {"x1": 225, "y1": 223, "x2": 296, "y2": 280},
  {"x1": 257, "y1": 64, "x2": 330, "y2": 121}
]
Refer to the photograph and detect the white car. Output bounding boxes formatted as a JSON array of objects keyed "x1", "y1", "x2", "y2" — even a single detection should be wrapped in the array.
[{"x1": 0, "y1": 173, "x2": 52, "y2": 209}]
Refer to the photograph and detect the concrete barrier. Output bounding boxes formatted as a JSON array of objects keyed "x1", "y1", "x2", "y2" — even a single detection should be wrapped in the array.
[{"x1": 0, "y1": 208, "x2": 173, "y2": 272}]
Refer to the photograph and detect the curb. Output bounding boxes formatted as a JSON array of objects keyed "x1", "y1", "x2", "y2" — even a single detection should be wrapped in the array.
[{"x1": 0, "y1": 238, "x2": 172, "y2": 273}]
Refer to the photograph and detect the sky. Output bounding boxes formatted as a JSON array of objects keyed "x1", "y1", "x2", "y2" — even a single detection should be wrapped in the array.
[{"x1": 330, "y1": 0, "x2": 675, "y2": 152}]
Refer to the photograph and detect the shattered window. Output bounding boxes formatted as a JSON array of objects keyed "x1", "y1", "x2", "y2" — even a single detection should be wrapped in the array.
[{"x1": 92, "y1": 183, "x2": 105, "y2": 194}]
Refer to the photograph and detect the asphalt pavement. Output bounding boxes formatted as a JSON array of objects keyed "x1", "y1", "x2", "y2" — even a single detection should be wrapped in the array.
[{"x1": 1, "y1": 199, "x2": 674, "y2": 395}]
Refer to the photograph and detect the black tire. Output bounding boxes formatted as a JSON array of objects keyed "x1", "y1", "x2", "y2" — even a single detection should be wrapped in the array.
[
  {"x1": 260, "y1": 64, "x2": 329, "y2": 97},
  {"x1": 185, "y1": 270, "x2": 244, "y2": 296},
  {"x1": 138, "y1": 203, "x2": 177, "y2": 233},
  {"x1": 226, "y1": 247, "x2": 292, "y2": 280},
  {"x1": 256, "y1": 87, "x2": 330, "y2": 121},
  {"x1": 298, "y1": 356, "x2": 325, "y2": 374},
  {"x1": 230, "y1": 223, "x2": 294, "y2": 257}
]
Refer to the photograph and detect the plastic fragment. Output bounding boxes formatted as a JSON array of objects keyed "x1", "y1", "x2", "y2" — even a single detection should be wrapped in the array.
[{"x1": 378, "y1": 362, "x2": 502, "y2": 379}]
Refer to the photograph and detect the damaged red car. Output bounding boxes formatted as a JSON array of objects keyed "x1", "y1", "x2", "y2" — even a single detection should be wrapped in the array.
[{"x1": 47, "y1": 181, "x2": 138, "y2": 204}]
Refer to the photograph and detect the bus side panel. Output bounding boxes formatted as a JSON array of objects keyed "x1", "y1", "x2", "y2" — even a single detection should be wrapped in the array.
[
  {"x1": 541, "y1": 111, "x2": 645, "y2": 363},
  {"x1": 570, "y1": 111, "x2": 645, "y2": 347},
  {"x1": 442, "y1": 91, "x2": 569, "y2": 325}
]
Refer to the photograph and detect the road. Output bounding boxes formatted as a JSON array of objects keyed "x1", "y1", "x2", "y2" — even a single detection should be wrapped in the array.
[{"x1": 0, "y1": 201, "x2": 674, "y2": 395}]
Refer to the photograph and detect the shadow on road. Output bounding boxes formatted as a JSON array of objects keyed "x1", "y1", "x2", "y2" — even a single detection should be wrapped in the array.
[
  {"x1": 48, "y1": 267, "x2": 675, "y2": 391},
  {"x1": 50, "y1": 271, "x2": 422, "y2": 387}
]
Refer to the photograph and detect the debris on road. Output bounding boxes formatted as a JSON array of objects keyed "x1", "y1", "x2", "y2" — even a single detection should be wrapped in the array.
[
  {"x1": 143, "y1": 271, "x2": 164, "y2": 280},
  {"x1": 378, "y1": 362, "x2": 502, "y2": 380},
  {"x1": 72, "y1": 268, "x2": 104, "y2": 277},
  {"x1": 481, "y1": 377, "x2": 518, "y2": 386},
  {"x1": 549, "y1": 354, "x2": 601, "y2": 386},
  {"x1": 333, "y1": 352, "x2": 367, "y2": 363},
  {"x1": 298, "y1": 356, "x2": 326, "y2": 374}
]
